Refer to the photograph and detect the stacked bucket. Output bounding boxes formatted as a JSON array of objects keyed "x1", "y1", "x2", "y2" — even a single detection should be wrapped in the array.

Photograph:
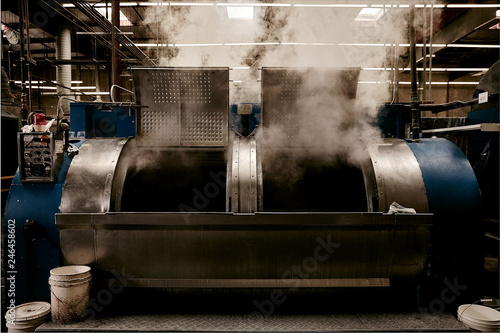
[
  {"x1": 4, "y1": 265, "x2": 91, "y2": 332},
  {"x1": 458, "y1": 304, "x2": 500, "y2": 332}
]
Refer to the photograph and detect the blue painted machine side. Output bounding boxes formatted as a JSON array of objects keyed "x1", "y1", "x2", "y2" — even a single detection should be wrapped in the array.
[
  {"x1": 70, "y1": 103, "x2": 136, "y2": 138},
  {"x1": 407, "y1": 138, "x2": 482, "y2": 216},
  {"x1": 3, "y1": 141, "x2": 85, "y2": 304}
]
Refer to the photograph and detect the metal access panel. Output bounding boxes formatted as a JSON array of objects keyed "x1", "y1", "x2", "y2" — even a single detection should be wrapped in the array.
[
  {"x1": 131, "y1": 67, "x2": 229, "y2": 147},
  {"x1": 56, "y1": 212, "x2": 432, "y2": 288},
  {"x1": 17, "y1": 132, "x2": 59, "y2": 183},
  {"x1": 261, "y1": 67, "x2": 360, "y2": 144}
]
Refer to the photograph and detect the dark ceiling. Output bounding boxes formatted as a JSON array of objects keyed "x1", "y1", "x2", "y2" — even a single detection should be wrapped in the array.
[{"x1": 1, "y1": 1, "x2": 499, "y2": 83}]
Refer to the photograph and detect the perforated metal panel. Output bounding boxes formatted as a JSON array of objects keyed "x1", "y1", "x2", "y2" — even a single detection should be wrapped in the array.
[
  {"x1": 131, "y1": 67, "x2": 229, "y2": 147},
  {"x1": 261, "y1": 68, "x2": 360, "y2": 145}
]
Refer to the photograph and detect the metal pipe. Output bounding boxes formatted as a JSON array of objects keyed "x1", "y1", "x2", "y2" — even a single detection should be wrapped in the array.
[
  {"x1": 429, "y1": 2, "x2": 434, "y2": 100},
  {"x1": 422, "y1": 1, "x2": 427, "y2": 101},
  {"x1": 56, "y1": 22, "x2": 72, "y2": 116},
  {"x1": 70, "y1": 0, "x2": 155, "y2": 66},
  {"x1": 110, "y1": 84, "x2": 134, "y2": 103},
  {"x1": 112, "y1": 0, "x2": 121, "y2": 102},
  {"x1": 24, "y1": 0, "x2": 33, "y2": 113},
  {"x1": 420, "y1": 98, "x2": 480, "y2": 113},
  {"x1": 40, "y1": 0, "x2": 129, "y2": 61},
  {"x1": 18, "y1": 0, "x2": 28, "y2": 124},
  {"x1": 409, "y1": 4, "x2": 420, "y2": 142}
]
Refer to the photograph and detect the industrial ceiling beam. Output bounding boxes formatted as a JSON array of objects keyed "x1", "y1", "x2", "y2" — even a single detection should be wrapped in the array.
[
  {"x1": 70, "y1": 0, "x2": 156, "y2": 66},
  {"x1": 430, "y1": 7, "x2": 498, "y2": 53}
]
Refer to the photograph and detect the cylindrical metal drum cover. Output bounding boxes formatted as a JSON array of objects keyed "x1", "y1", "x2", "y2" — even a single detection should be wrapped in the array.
[{"x1": 366, "y1": 139, "x2": 429, "y2": 213}]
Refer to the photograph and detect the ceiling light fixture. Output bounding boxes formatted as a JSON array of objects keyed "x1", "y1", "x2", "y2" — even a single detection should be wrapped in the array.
[
  {"x1": 225, "y1": 42, "x2": 279, "y2": 46},
  {"x1": 41, "y1": 92, "x2": 110, "y2": 96},
  {"x1": 170, "y1": 3, "x2": 215, "y2": 6},
  {"x1": 133, "y1": 42, "x2": 499, "y2": 49},
  {"x1": 293, "y1": 4, "x2": 367, "y2": 7},
  {"x1": 359, "y1": 81, "x2": 480, "y2": 85},
  {"x1": 416, "y1": 54, "x2": 435, "y2": 62},
  {"x1": 355, "y1": 8, "x2": 385, "y2": 21},
  {"x1": 217, "y1": 3, "x2": 290, "y2": 6},
  {"x1": 95, "y1": 8, "x2": 133, "y2": 26},
  {"x1": 226, "y1": 6, "x2": 254, "y2": 20},
  {"x1": 174, "y1": 43, "x2": 223, "y2": 46},
  {"x1": 447, "y1": 4, "x2": 500, "y2": 8}
]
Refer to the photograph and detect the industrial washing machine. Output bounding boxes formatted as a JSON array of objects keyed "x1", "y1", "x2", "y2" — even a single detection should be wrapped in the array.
[{"x1": 4, "y1": 67, "x2": 483, "y2": 307}]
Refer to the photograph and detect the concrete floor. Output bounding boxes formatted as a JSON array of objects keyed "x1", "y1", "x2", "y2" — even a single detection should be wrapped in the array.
[
  {"x1": 34, "y1": 287, "x2": 474, "y2": 332},
  {"x1": 38, "y1": 312, "x2": 468, "y2": 332}
]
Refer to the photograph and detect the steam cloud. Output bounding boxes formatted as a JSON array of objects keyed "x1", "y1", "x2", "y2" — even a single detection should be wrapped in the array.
[{"x1": 141, "y1": 1, "x2": 442, "y2": 180}]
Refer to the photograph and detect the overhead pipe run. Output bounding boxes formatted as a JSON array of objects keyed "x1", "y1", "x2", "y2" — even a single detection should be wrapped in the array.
[{"x1": 70, "y1": 0, "x2": 156, "y2": 66}]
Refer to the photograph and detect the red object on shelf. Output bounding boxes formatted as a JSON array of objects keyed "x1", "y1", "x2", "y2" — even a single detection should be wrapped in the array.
[
  {"x1": 33, "y1": 112, "x2": 46, "y2": 126},
  {"x1": 33, "y1": 112, "x2": 46, "y2": 132}
]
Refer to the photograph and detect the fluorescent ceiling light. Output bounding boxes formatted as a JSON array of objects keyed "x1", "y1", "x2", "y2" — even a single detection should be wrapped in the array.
[
  {"x1": 135, "y1": 43, "x2": 170, "y2": 46},
  {"x1": 447, "y1": 4, "x2": 500, "y2": 8},
  {"x1": 355, "y1": 8, "x2": 385, "y2": 21},
  {"x1": 78, "y1": 3, "x2": 498, "y2": 9},
  {"x1": 226, "y1": 6, "x2": 254, "y2": 20},
  {"x1": 174, "y1": 43, "x2": 223, "y2": 46},
  {"x1": 446, "y1": 68, "x2": 489, "y2": 72},
  {"x1": 416, "y1": 54, "x2": 435, "y2": 62},
  {"x1": 225, "y1": 42, "x2": 279, "y2": 46},
  {"x1": 338, "y1": 43, "x2": 385, "y2": 46},
  {"x1": 294, "y1": 4, "x2": 367, "y2": 7},
  {"x1": 170, "y1": 2, "x2": 214, "y2": 6},
  {"x1": 448, "y1": 44, "x2": 500, "y2": 48},
  {"x1": 361, "y1": 68, "x2": 489, "y2": 72},
  {"x1": 29, "y1": 86, "x2": 58, "y2": 90},
  {"x1": 95, "y1": 8, "x2": 133, "y2": 26},
  {"x1": 133, "y1": 42, "x2": 499, "y2": 49},
  {"x1": 359, "y1": 81, "x2": 480, "y2": 85},
  {"x1": 20, "y1": 86, "x2": 96, "y2": 90},
  {"x1": 63, "y1": 2, "x2": 137, "y2": 7},
  {"x1": 217, "y1": 3, "x2": 290, "y2": 6},
  {"x1": 41, "y1": 92, "x2": 110, "y2": 96},
  {"x1": 416, "y1": 4, "x2": 445, "y2": 7},
  {"x1": 14, "y1": 80, "x2": 84, "y2": 84}
]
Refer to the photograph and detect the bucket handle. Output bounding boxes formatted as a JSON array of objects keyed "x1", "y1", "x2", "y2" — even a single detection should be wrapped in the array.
[{"x1": 49, "y1": 279, "x2": 92, "y2": 307}]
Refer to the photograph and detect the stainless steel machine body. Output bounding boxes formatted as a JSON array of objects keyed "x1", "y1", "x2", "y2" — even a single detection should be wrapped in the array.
[{"x1": 55, "y1": 67, "x2": 481, "y2": 292}]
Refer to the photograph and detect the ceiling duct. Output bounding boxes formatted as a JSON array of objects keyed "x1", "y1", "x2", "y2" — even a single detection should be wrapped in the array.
[{"x1": 70, "y1": 0, "x2": 156, "y2": 66}]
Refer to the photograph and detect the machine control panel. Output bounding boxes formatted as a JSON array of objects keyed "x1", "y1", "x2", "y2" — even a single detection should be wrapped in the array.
[{"x1": 18, "y1": 132, "x2": 59, "y2": 183}]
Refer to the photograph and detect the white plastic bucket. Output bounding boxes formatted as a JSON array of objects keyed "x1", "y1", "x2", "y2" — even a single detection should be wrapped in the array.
[
  {"x1": 4, "y1": 302, "x2": 51, "y2": 332},
  {"x1": 48, "y1": 265, "x2": 91, "y2": 324}
]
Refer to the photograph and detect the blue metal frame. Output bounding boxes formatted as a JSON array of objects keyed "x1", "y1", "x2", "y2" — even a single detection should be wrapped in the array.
[
  {"x1": 69, "y1": 103, "x2": 136, "y2": 138},
  {"x1": 407, "y1": 138, "x2": 482, "y2": 216},
  {"x1": 3, "y1": 141, "x2": 85, "y2": 304}
]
